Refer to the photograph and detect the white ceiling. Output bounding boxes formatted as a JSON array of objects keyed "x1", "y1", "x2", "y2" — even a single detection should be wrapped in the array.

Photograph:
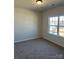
[{"x1": 14, "y1": 0, "x2": 64, "y2": 11}]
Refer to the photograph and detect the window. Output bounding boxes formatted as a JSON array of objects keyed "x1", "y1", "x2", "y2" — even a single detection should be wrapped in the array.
[
  {"x1": 59, "y1": 16, "x2": 64, "y2": 37},
  {"x1": 48, "y1": 16, "x2": 64, "y2": 37}
]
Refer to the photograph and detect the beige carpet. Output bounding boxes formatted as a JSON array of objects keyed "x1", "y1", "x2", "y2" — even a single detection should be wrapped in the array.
[{"x1": 14, "y1": 38, "x2": 64, "y2": 59}]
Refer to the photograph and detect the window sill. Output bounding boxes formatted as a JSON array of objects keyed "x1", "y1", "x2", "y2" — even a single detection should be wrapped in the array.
[{"x1": 48, "y1": 32, "x2": 64, "y2": 39}]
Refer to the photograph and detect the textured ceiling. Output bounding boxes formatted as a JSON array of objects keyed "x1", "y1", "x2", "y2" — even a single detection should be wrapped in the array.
[{"x1": 14, "y1": 0, "x2": 64, "y2": 11}]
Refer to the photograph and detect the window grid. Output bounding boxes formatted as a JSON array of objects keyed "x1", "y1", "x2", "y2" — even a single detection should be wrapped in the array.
[{"x1": 49, "y1": 16, "x2": 64, "y2": 37}]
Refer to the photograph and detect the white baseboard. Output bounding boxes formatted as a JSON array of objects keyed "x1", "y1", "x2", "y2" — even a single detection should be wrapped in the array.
[{"x1": 14, "y1": 37, "x2": 42, "y2": 43}]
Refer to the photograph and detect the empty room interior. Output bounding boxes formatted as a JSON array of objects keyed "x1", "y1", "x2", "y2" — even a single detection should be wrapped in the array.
[{"x1": 14, "y1": 0, "x2": 64, "y2": 59}]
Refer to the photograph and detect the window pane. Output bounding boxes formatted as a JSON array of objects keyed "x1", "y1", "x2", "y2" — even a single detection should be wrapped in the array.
[
  {"x1": 59, "y1": 16, "x2": 64, "y2": 26},
  {"x1": 49, "y1": 26, "x2": 57, "y2": 35},
  {"x1": 49, "y1": 17, "x2": 58, "y2": 25},
  {"x1": 59, "y1": 27, "x2": 64, "y2": 37}
]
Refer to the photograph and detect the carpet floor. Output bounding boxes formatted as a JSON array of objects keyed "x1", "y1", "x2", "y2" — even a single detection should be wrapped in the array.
[{"x1": 14, "y1": 38, "x2": 64, "y2": 59}]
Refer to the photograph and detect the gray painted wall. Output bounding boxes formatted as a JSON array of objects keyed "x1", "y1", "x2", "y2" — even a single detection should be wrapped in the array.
[
  {"x1": 14, "y1": 8, "x2": 42, "y2": 43},
  {"x1": 42, "y1": 6, "x2": 64, "y2": 47}
]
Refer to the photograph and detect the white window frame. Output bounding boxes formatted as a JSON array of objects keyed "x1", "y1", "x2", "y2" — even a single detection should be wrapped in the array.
[{"x1": 48, "y1": 16, "x2": 64, "y2": 37}]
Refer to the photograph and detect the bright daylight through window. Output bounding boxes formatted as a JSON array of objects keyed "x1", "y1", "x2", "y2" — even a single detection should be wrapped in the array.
[{"x1": 48, "y1": 16, "x2": 64, "y2": 37}]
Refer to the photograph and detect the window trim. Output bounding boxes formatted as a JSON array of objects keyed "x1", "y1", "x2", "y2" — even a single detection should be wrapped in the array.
[{"x1": 48, "y1": 16, "x2": 64, "y2": 37}]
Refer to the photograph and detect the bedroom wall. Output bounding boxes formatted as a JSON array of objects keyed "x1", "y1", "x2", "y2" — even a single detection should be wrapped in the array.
[
  {"x1": 14, "y1": 6, "x2": 64, "y2": 47},
  {"x1": 14, "y1": 8, "x2": 42, "y2": 43},
  {"x1": 42, "y1": 6, "x2": 64, "y2": 47}
]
